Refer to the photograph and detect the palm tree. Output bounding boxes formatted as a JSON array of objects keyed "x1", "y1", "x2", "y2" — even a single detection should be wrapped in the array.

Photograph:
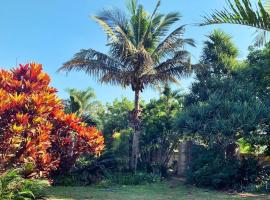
[
  {"x1": 64, "y1": 87, "x2": 103, "y2": 127},
  {"x1": 200, "y1": 0, "x2": 270, "y2": 46},
  {"x1": 58, "y1": 0, "x2": 195, "y2": 171},
  {"x1": 65, "y1": 87, "x2": 97, "y2": 116}
]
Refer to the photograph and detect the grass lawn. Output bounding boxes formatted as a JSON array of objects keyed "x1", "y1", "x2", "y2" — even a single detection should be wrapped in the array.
[{"x1": 44, "y1": 181, "x2": 270, "y2": 200}]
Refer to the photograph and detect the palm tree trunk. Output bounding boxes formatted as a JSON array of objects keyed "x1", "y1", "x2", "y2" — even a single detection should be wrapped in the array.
[{"x1": 131, "y1": 89, "x2": 141, "y2": 172}]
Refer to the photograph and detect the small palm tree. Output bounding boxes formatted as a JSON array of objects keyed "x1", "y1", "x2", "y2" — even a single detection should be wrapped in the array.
[
  {"x1": 59, "y1": 0, "x2": 195, "y2": 171},
  {"x1": 200, "y1": 0, "x2": 270, "y2": 46},
  {"x1": 65, "y1": 87, "x2": 96, "y2": 116},
  {"x1": 64, "y1": 87, "x2": 103, "y2": 126}
]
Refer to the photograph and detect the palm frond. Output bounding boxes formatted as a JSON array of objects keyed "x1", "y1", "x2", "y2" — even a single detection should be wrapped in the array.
[
  {"x1": 95, "y1": 9, "x2": 129, "y2": 34},
  {"x1": 156, "y1": 50, "x2": 191, "y2": 69},
  {"x1": 149, "y1": 0, "x2": 161, "y2": 21},
  {"x1": 126, "y1": 0, "x2": 137, "y2": 15},
  {"x1": 130, "y1": 4, "x2": 149, "y2": 47},
  {"x1": 153, "y1": 12, "x2": 182, "y2": 38},
  {"x1": 152, "y1": 25, "x2": 195, "y2": 59},
  {"x1": 140, "y1": 50, "x2": 191, "y2": 88},
  {"x1": 65, "y1": 87, "x2": 98, "y2": 115},
  {"x1": 92, "y1": 16, "x2": 118, "y2": 43},
  {"x1": 151, "y1": 14, "x2": 165, "y2": 30},
  {"x1": 156, "y1": 65, "x2": 191, "y2": 80},
  {"x1": 139, "y1": 0, "x2": 161, "y2": 48},
  {"x1": 200, "y1": 0, "x2": 270, "y2": 31},
  {"x1": 254, "y1": 29, "x2": 270, "y2": 46},
  {"x1": 59, "y1": 49, "x2": 127, "y2": 85},
  {"x1": 150, "y1": 50, "x2": 192, "y2": 84},
  {"x1": 108, "y1": 27, "x2": 138, "y2": 68},
  {"x1": 115, "y1": 26, "x2": 137, "y2": 53},
  {"x1": 264, "y1": 0, "x2": 270, "y2": 13},
  {"x1": 143, "y1": 65, "x2": 189, "y2": 87}
]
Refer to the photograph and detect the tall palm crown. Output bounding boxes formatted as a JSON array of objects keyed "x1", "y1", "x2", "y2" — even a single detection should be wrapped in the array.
[
  {"x1": 59, "y1": 0, "x2": 195, "y2": 171},
  {"x1": 200, "y1": 0, "x2": 270, "y2": 46},
  {"x1": 59, "y1": 0, "x2": 194, "y2": 91}
]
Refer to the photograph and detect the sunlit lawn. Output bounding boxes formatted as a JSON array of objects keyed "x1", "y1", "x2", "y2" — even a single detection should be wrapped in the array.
[{"x1": 44, "y1": 182, "x2": 270, "y2": 200}]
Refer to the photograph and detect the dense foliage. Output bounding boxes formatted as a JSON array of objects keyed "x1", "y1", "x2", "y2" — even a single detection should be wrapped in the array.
[
  {"x1": 52, "y1": 98, "x2": 134, "y2": 186},
  {"x1": 0, "y1": 64, "x2": 104, "y2": 177},
  {"x1": 176, "y1": 30, "x2": 270, "y2": 189},
  {"x1": 0, "y1": 170, "x2": 46, "y2": 200},
  {"x1": 177, "y1": 30, "x2": 270, "y2": 153},
  {"x1": 186, "y1": 145, "x2": 265, "y2": 190},
  {"x1": 56, "y1": 88, "x2": 184, "y2": 185},
  {"x1": 103, "y1": 172, "x2": 161, "y2": 185},
  {"x1": 98, "y1": 98, "x2": 134, "y2": 172},
  {"x1": 140, "y1": 85, "x2": 183, "y2": 175}
]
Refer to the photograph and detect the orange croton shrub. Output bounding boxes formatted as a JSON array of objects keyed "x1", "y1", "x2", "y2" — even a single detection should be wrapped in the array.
[{"x1": 0, "y1": 63, "x2": 104, "y2": 177}]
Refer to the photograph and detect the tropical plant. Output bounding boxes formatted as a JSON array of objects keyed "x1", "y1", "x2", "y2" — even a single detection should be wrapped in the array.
[
  {"x1": 186, "y1": 145, "x2": 265, "y2": 190},
  {"x1": 235, "y1": 44, "x2": 270, "y2": 153},
  {"x1": 140, "y1": 85, "x2": 183, "y2": 175},
  {"x1": 59, "y1": 0, "x2": 195, "y2": 171},
  {"x1": 101, "y1": 98, "x2": 133, "y2": 139},
  {"x1": 104, "y1": 171, "x2": 161, "y2": 185},
  {"x1": 65, "y1": 87, "x2": 96, "y2": 115},
  {"x1": 0, "y1": 170, "x2": 46, "y2": 200},
  {"x1": 200, "y1": 0, "x2": 270, "y2": 46},
  {"x1": 178, "y1": 35, "x2": 270, "y2": 188},
  {"x1": 185, "y1": 30, "x2": 238, "y2": 106},
  {"x1": 64, "y1": 87, "x2": 104, "y2": 127},
  {"x1": 177, "y1": 79, "x2": 268, "y2": 152},
  {"x1": 0, "y1": 63, "x2": 104, "y2": 176},
  {"x1": 177, "y1": 30, "x2": 270, "y2": 157},
  {"x1": 99, "y1": 98, "x2": 134, "y2": 171},
  {"x1": 243, "y1": 43, "x2": 270, "y2": 97}
]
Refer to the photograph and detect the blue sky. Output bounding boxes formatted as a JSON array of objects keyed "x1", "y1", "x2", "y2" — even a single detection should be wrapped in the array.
[{"x1": 0, "y1": 0, "x2": 256, "y2": 103}]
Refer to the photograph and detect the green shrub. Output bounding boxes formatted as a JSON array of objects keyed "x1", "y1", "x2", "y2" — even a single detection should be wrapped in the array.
[
  {"x1": 53, "y1": 171, "x2": 161, "y2": 186},
  {"x1": 104, "y1": 172, "x2": 161, "y2": 185},
  {"x1": 52, "y1": 172, "x2": 101, "y2": 186},
  {"x1": 52, "y1": 151, "x2": 116, "y2": 186},
  {"x1": 0, "y1": 170, "x2": 46, "y2": 200},
  {"x1": 186, "y1": 145, "x2": 266, "y2": 190}
]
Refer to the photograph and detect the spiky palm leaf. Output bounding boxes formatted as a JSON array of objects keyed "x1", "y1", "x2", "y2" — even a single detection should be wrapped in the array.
[
  {"x1": 200, "y1": 0, "x2": 270, "y2": 46},
  {"x1": 265, "y1": 0, "x2": 270, "y2": 13},
  {"x1": 254, "y1": 30, "x2": 270, "y2": 46}
]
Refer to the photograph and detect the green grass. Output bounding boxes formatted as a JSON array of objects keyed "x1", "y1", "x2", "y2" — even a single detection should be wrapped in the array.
[{"x1": 44, "y1": 182, "x2": 270, "y2": 200}]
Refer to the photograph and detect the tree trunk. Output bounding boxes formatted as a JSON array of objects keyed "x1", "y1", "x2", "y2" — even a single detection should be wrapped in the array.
[
  {"x1": 225, "y1": 142, "x2": 240, "y2": 159},
  {"x1": 131, "y1": 89, "x2": 141, "y2": 172}
]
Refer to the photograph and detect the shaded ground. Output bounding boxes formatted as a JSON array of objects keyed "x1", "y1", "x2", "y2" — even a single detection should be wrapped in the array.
[{"x1": 44, "y1": 181, "x2": 270, "y2": 200}]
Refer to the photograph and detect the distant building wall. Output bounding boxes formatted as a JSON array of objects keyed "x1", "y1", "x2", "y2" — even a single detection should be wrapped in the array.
[{"x1": 177, "y1": 141, "x2": 193, "y2": 176}]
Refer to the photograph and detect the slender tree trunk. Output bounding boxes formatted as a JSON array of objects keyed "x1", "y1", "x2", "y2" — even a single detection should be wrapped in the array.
[{"x1": 131, "y1": 89, "x2": 141, "y2": 172}]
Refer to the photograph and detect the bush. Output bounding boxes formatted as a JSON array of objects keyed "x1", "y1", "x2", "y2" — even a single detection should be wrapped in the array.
[
  {"x1": 53, "y1": 170, "x2": 161, "y2": 186},
  {"x1": 0, "y1": 63, "x2": 104, "y2": 177},
  {"x1": 104, "y1": 172, "x2": 161, "y2": 185},
  {"x1": 52, "y1": 172, "x2": 101, "y2": 186},
  {"x1": 52, "y1": 151, "x2": 117, "y2": 186},
  {"x1": 0, "y1": 170, "x2": 47, "y2": 200},
  {"x1": 186, "y1": 145, "x2": 265, "y2": 190}
]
